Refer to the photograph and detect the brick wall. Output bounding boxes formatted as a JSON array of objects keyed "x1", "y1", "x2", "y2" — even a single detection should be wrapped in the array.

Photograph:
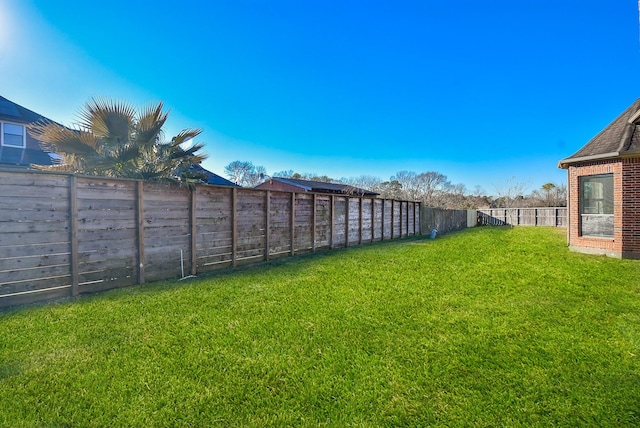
[
  {"x1": 622, "y1": 157, "x2": 640, "y2": 258},
  {"x1": 567, "y1": 160, "x2": 623, "y2": 257}
]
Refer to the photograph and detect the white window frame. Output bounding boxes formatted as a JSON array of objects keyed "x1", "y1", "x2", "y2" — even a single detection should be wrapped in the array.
[{"x1": 1, "y1": 121, "x2": 26, "y2": 149}]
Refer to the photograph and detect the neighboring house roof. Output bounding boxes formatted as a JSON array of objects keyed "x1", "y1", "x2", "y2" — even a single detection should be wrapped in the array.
[
  {"x1": 189, "y1": 164, "x2": 239, "y2": 187},
  {"x1": 0, "y1": 146, "x2": 53, "y2": 167},
  {"x1": 0, "y1": 95, "x2": 50, "y2": 124},
  {"x1": 0, "y1": 95, "x2": 54, "y2": 168},
  {"x1": 256, "y1": 177, "x2": 378, "y2": 196},
  {"x1": 559, "y1": 98, "x2": 640, "y2": 168}
]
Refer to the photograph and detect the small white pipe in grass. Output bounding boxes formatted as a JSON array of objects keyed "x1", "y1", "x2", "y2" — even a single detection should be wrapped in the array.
[{"x1": 179, "y1": 249, "x2": 196, "y2": 280}]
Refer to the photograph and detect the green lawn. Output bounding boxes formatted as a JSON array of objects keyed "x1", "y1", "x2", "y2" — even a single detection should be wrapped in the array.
[{"x1": 1, "y1": 227, "x2": 640, "y2": 426}]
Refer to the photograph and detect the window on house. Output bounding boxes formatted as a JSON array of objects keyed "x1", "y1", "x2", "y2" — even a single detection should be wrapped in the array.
[
  {"x1": 1, "y1": 122, "x2": 26, "y2": 148},
  {"x1": 579, "y1": 174, "x2": 614, "y2": 238}
]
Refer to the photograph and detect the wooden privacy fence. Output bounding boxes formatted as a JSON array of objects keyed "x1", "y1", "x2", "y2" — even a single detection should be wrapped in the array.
[
  {"x1": 420, "y1": 208, "x2": 471, "y2": 234},
  {"x1": 0, "y1": 170, "x2": 421, "y2": 308},
  {"x1": 477, "y1": 208, "x2": 567, "y2": 227}
]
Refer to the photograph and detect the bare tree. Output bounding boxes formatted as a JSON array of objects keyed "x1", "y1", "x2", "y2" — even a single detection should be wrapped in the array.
[
  {"x1": 342, "y1": 175, "x2": 383, "y2": 193},
  {"x1": 378, "y1": 180, "x2": 403, "y2": 199},
  {"x1": 436, "y1": 182, "x2": 467, "y2": 208},
  {"x1": 272, "y1": 169, "x2": 294, "y2": 178},
  {"x1": 494, "y1": 176, "x2": 528, "y2": 208},
  {"x1": 224, "y1": 160, "x2": 267, "y2": 187},
  {"x1": 416, "y1": 171, "x2": 449, "y2": 206},
  {"x1": 391, "y1": 171, "x2": 420, "y2": 200}
]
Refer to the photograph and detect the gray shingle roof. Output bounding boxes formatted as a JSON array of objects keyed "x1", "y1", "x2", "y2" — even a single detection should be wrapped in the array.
[
  {"x1": 559, "y1": 98, "x2": 640, "y2": 168},
  {"x1": 0, "y1": 95, "x2": 50, "y2": 124},
  {"x1": 189, "y1": 164, "x2": 239, "y2": 186}
]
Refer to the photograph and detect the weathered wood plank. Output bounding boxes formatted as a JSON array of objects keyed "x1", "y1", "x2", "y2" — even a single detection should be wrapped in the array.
[
  {"x1": 0, "y1": 171, "x2": 70, "y2": 187},
  {"x1": 0, "y1": 262, "x2": 71, "y2": 283},
  {"x1": 0, "y1": 231, "x2": 69, "y2": 247},
  {"x1": 0, "y1": 286, "x2": 71, "y2": 308},
  {"x1": 2, "y1": 220, "x2": 69, "y2": 234},
  {"x1": 0, "y1": 274, "x2": 71, "y2": 294},
  {"x1": 0, "y1": 252, "x2": 69, "y2": 272},
  {"x1": 197, "y1": 253, "x2": 233, "y2": 265},
  {"x1": 76, "y1": 229, "x2": 137, "y2": 243},
  {"x1": 79, "y1": 267, "x2": 137, "y2": 287},
  {"x1": 0, "y1": 185, "x2": 68, "y2": 199},
  {"x1": 76, "y1": 187, "x2": 136, "y2": 201},
  {"x1": 0, "y1": 209, "x2": 69, "y2": 222},
  {"x1": 77, "y1": 247, "x2": 138, "y2": 264},
  {"x1": 0, "y1": 197, "x2": 69, "y2": 211},
  {"x1": 0, "y1": 242, "x2": 69, "y2": 259},
  {"x1": 76, "y1": 218, "x2": 137, "y2": 232}
]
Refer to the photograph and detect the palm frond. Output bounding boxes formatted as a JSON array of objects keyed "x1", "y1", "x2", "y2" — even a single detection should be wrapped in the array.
[
  {"x1": 136, "y1": 101, "x2": 168, "y2": 146},
  {"x1": 78, "y1": 98, "x2": 135, "y2": 144},
  {"x1": 29, "y1": 121, "x2": 100, "y2": 156},
  {"x1": 170, "y1": 128, "x2": 203, "y2": 146}
]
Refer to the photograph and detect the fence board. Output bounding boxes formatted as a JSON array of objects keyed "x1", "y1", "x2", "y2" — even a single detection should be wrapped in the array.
[
  {"x1": 315, "y1": 196, "x2": 332, "y2": 248},
  {"x1": 0, "y1": 243, "x2": 69, "y2": 261},
  {"x1": 294, "y1": 194, "x2": 314, "y2": 251},
  {"x1": 0, "y1": 252, "x2": 69, "y2": 272}
]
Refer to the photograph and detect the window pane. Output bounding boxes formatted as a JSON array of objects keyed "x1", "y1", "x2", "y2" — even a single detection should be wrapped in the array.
[
  {"x1": 2, "y1": 123, "x2": 25, "y2": 147},
  {"x1": 580, "y1": 174, "x2": 614, "y2": 237}
]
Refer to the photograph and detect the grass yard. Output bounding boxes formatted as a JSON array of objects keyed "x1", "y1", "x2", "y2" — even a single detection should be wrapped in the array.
[{"x1": 1, "y1": 227, "x2": 640, "y2": 426}]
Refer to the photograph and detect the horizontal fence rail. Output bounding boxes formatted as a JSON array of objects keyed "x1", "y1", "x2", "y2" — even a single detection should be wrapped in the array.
[
  {"x1": 477, "y1": 208, "x2": 567, "y2": 228},
  {"x1": 0, "y1": 170, "x2": 422, "y2": 308}
]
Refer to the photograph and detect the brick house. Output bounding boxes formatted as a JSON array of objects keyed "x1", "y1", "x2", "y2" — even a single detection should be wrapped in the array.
[{"x1": 559, "y1": 98, "x2": 640, "y2": 259}]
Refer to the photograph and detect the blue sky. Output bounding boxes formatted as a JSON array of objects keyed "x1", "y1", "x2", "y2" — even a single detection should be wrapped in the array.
[{"x1": 2, "y1": 0, "x2": 640, "y2": 195}]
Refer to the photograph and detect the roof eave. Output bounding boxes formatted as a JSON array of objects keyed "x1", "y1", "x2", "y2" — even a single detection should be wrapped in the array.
[{"x1": 558, "y1": 152, "x2": 621, "y2": 169}]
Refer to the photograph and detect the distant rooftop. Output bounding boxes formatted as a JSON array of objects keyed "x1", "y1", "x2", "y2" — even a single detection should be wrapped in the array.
[{"x1": 257, "y1": 177, "x2": 378, "y2": 196}]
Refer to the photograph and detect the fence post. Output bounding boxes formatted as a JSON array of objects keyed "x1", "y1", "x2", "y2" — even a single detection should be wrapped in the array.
[
  {"x1": 232, "y1": 188, "x2": 237, "y2": 267},
  {"x1": 330, "y1": 195, "x2": 334, "y2": 249},
  {"x1": 190, "y1": 187, "x2": 197, "y2": 276},
  {"x1": 413, "y1": 202, "x2": 417, "y2": 235},
  {"x1": 345, "y1": 197, "x2": 350, "y2": 247},
  {"x1": 371, "y1": 198, "x2": 376, "y2": 242},
  {"x1": 391, "y1": 200, "x2": 395, "y2": 239},
  {"x1": 312, "y1": 193, "x2": 317, "y2": 252},
  {"x1": 265, "y1": 190, "x2": 271, "y2": 261},
  {"x1": 290, "y1": 192, "x2": 296, "y2": 256},
  {"x1": 381, "y1": 200, "x2": 385, "y2": 241},
  {"x1": 399, "y1": 201, "x2": 403, "y2": 237},
  {"x1": 69, "y1": 175, "x2": 79, "y2": 296},
  {"x1": 358, "y1": 197, "x2": 363, "y2": 245},
  {"x1": 135, "y1": 180, "x2": 145, "y2": 285}
]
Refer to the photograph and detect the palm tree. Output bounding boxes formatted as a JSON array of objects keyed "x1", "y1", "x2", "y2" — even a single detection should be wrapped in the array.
[{"x1": 29, "y1": 98, "x2": 207, "y2": 186}]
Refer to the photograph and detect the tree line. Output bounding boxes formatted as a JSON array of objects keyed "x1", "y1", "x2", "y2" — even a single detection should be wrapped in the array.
[{"x1": 224, "y1": 161, "x2": 567, "y2": 209}]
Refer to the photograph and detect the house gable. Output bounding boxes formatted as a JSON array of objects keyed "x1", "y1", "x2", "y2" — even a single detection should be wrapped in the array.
[
  {"x1": 0, "y1": 95, "x2": 53, "y2": 168},
  {"x1": 559, "y1": 98, "x2": 640, "y2": 168}
]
